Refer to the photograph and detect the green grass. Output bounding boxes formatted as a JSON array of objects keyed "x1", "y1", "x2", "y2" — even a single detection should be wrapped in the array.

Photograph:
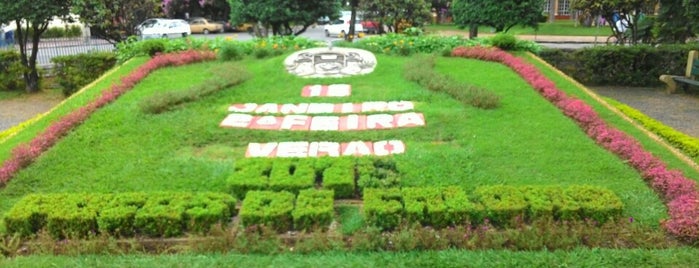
[
  {"x1": 337, "y1": 205, "x2": 364, "y2": 235},
  {"x1": 426, "y1": 20, "x2": 613, "y2": 36},
  {"x1": 3, "y1": 247, "x2": 699, "y2": 267}
]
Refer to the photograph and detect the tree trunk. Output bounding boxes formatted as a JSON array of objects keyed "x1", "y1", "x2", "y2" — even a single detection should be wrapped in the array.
[
  {"x1": 14, "y1": 20, "x2": 41, "y2": 93},
  {"x1": 548, "y1": 0, "x2": 556, "y2": 23},
  {"x1": 469, "y1": 23, "x2": 478, "y2": 39}
]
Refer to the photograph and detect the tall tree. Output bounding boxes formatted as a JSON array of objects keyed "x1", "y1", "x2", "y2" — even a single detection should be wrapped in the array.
[
  {"x1": 228, "y1": 0, "x2": 340, "y2": 37},
  {"x1": 360, "y1": 0, "x2": 431, "y2": 33},
  {"x1": 72, "y1": 0, "x2": 163, "y2": 44},
  {"x1": 452, "y1": 0, "x2": 545, "y2": 38},
  {"x1": 0, "y1": 0, "x2": 72, "y2": 93}
]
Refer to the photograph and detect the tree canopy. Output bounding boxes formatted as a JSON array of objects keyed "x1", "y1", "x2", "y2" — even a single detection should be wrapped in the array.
[
  {"x1": 164, "y1": 0, "x2": 230, "y2": 21},
  {"x1": 360, "y1": 0, "x2": 432, "y2": 33},
  {"x1": 655, "y1": 0, "x2": 698, "y2": 43},
  {"x1": 228, "y1": 0, "x2": 341, "y2": 36},
  {"x1": 72, "y1": 0, "x2": 163, "y2": 44},
  {"x1": 451, "y1": 0, "x2": 545, "y2": 34},
  {"x1": 0, "y1": 0, "x2": 73, "y2": 93}
]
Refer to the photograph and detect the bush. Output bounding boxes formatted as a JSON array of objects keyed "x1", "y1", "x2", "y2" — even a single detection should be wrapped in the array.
[
  {"x1": 363, "y1": 188, "x2": 403, "y2": 230},
  {"x1": 239, "y1": 190, "x2": 295, "y2": 232},
  {"x1": 140, "y1": 39, "x2": 167, "y2": 57},
  {"x1": 489, "y1": 33, "x2": 517, "y2": 51},
  {"x1": 292, "y1": 189, "x2": 335, "y2": 231},
  {"x1": 42, "y1": 25, "x2": 83, "y2": 38},
  {"x1": 539, "y1": 44, "x2": 699, "y2": 86},
  {"x1": 218, "y1": 42, "x2": 244, "y2": 61},
  {"x1": 227, "y1": 158, "x2": 274, "y2": 199},
  {"x1": 4, "y1": 192, "x2": 235, "y2": 238},
  {"x1": 268, "y1": 158, "x2": 316, "y2": 194},
  {"x1": 51, "y1": 52, "x2": 117, "y2": 96},
  {"x1": 322, "y1": 158, "x2": 356, "y2": 198},
  {"x1": 0, "y1": 50, "x2": 25, "y2": 91}
]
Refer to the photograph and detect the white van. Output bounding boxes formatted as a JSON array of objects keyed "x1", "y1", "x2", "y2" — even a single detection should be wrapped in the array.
[
  {"x1": 323, "y1": 13, "x2": 364, "y2": 37},
  {"x1": 136, "y1": 19, "x2": 191, "y2": 39}
]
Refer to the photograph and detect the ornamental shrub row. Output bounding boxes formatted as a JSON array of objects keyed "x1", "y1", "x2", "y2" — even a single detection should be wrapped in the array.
[
  {"x1": 363, "y1": 185, "x2": 623, "y2": 230},
  {"x1": 611, "y1": 101, "x2": 699, "y2": 159},
  {"x1": 4, "y1": 192, "x2": 236, "y2": 238},
  {"x1": 239, "y1": 189, "x2": 334, "y2": 232},
  {"x1": 227, "y1": 157, "x2": 400, "y2": 199}
]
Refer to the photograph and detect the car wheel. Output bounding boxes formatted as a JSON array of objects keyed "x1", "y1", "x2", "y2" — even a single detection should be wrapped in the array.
[
  {"x1": 325, "y1": 30, "x2": 330, "y2": 37},
  {"x1": 162, "y1": 34, "x2": 168, "y2": 39},
  {"x1": 204, "y1": 29, "x2": 210, "y2": 34},
  {"x1": 182, "y1": 33, "x2": 188, "y2": 38}
]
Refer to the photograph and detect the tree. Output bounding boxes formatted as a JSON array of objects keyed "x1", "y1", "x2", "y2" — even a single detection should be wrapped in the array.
[
  {"x1": 655, "y1": 0, "x2": 698, "y2": 43},
  {"x1": 0, "y1": 0, "x2": 72, "y2": 93},
  {"x1": 164, "y1": 0, "x2": 230, "y2": 21},
  {"x1": 452, "y1": 0, "x2": 545, "y2": 38},
  {"x1": 72, "y1": 0, "x2": 163, "y2": 44},
  {"x1": 571, "y1": 0, "x2": 656, "y2": 45},
  {"x1": 228, "y1": 0, "x2": 340, "y2": 37},
  {"x1": 360, "y1": 0, "x2": 432, "y2": 33}
]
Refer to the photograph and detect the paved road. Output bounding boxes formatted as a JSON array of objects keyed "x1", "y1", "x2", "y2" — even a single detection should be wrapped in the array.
[{"x1": 0, "y1": 27, "x2": 599, "y2": 67}]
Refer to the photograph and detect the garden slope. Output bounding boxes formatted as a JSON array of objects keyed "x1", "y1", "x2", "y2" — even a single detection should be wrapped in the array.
[{"x1": 0, "y1": 54, "x2": 675, "y2": 231}]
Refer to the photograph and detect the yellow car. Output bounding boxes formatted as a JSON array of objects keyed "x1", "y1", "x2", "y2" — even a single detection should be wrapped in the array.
[
  {"x1": 188, "y1": 17, "x2": 223, "y2": 34},
  {"x1": 234, "y1": 23, "x2": 254, "y2": 33}
]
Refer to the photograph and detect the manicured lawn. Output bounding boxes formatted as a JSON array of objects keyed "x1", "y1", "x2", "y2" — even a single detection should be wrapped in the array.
[
  {"x1": 1, "y1": 44, "x2": 698, "y2": 264},
  {"x1": 0, "y1": 54, "x2": 674, "y2": 227},
  {"x1": 3, "y1": 248, "x2": 699, "y2": 267}
]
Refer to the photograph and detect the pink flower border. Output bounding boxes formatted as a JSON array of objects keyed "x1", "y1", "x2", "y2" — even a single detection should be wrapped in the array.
[
  {"x1": 0, "y1": 50, "x2": 216, "y2": 185},
  {"x1": 451, "y1": 46, "x2": 699, "y2": 241}
]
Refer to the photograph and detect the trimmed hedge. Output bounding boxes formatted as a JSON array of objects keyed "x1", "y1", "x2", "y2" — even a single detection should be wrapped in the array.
[
  {"x1": 269, "y1": 158, "x2": 316, "y2": 194},
  {"x1": 239, "y1": 190, "x2": 295, "y2": 232},
  {"x1": 611, "y1": 101, "x2": 699, "y2": 159},
  {"x1": 4, "y1": 192, "x2": 236, "y2": 238},
  {"x1": 539, "y1": 44, "x2": 699, "y2": 87},
  {"x1": 292, "y1": 189, "x2": 335, "y2": 231},
  {"x1": 364, "y1": 185, "x2": 624, "y2": 230},
  {"x1": 363, "y1": 188, "x2": 403, "y2": 230},
  {"x1": 51, "y1": 52, "x2": 117, "y2": 96},
  {"x1": 227, "y1": 157, "x2": 400, "y2": 199},
  {"x1": 322, "y1": 157, "x2": 355, "y2": 198}
]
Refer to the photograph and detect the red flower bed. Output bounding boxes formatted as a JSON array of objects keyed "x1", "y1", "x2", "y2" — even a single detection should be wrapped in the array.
[
  {"x1": 0, "y1": 50, "x2": 216, "y2": 185},
  {"x1": 452, "y1": 46, "x2": 699, "y2": 241}
]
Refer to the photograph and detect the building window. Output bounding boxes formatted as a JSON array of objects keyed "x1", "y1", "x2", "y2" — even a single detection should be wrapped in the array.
[
  {"x1": 542, "y1": 0, "x2": 551, "y2": 13},
  {"x1": 558, "y1": 0, "x2": 571, "y2": 15}
]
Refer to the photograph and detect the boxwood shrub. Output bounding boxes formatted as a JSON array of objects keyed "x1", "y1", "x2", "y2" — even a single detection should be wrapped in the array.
[
  {"x1": 239, "y1": 190, "x2": 295, "y2": 232},
  {"x1": 292, "y1": 189, "x2": 335, "y2": 231},
  {"x1": 4, "y1": 192, "x2": 236, "y2": 238}
]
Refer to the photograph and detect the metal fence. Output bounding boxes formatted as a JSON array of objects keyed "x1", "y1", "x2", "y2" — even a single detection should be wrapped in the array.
[{"x1": 0, "y1": 36, "x2": 115, "y2": 68}]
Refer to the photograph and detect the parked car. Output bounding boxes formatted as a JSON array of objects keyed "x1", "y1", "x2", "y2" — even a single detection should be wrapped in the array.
[
  {"x1": 234, "y1": 22, "x2": 254, "y2": 33},
  {"x1": 323, "y1": 18, "x2": 364, "y2": 37},
  {"x1": 361, "y1": 20, "x2": 379, "y2": 34},
  {"x1": 188, "y1": 17, "x2": 223, "y2": 34},
  {"x1": 136, "y1": 18, "x2": 190, "y2": 39},
  {"x1": 216, "y1": 21, "x2": 236, "y2": 32}
]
